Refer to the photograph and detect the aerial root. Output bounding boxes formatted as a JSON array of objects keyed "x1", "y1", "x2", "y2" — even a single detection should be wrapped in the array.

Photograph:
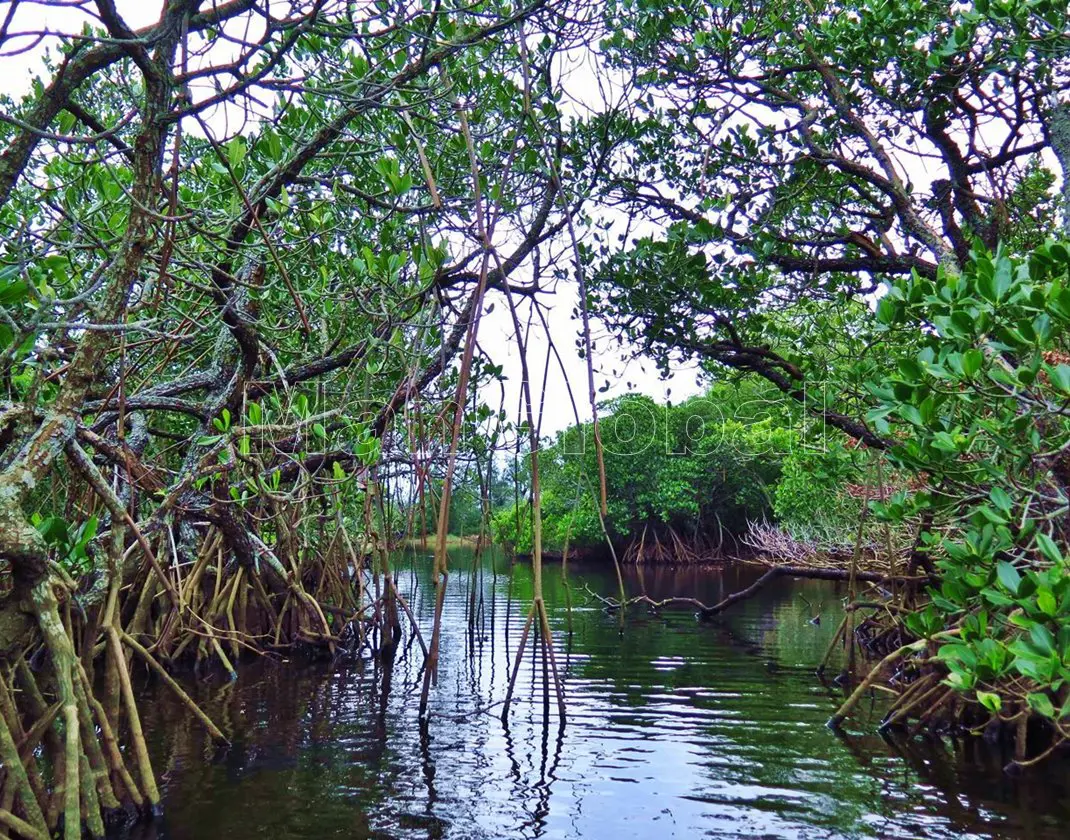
[{"x1": 501, "y1": 598, "x2": 566, "y2": 723}]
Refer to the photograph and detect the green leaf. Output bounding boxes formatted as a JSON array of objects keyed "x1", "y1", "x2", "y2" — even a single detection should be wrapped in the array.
[
  {"x1": 1048, "y1": 364, "x2": 1070, "y2": 394},
  {"x1": 78, "y1": 516, "x2": 99, "y2": 546},
  {"x1": 943, "y1": 669, "x2": 975, "y2": 691},
  {"x1": 937, "y1": 643, "x2": 977, "y2": 667},
  {"x1": 1037, "y1": 589, "x2": 1057, "y2": 617},
  {"x1": 1029, "y1": 623, "x2": 1056, "y2": 656},
  {"x1": 994, "y1": 256, "x2": 1013, "y2": 300},
  {"x1": 227, "y1": 137, "x2": 246, "y2": 169},
  {"x1": 976, "y1": 690, "x2": 1001, "y2": 713},
  {"x1": 898, "y1": 358, "x2": 923, "y2": 381},
  {"x1": 1014, "y1": 652, "x2": 1054, "y2": 682},
  {"x1": 36, "y1": 515, "x2": 69, "y2": 545},
  {"x1": 989, "y1": 486, "x2": 1012, "y2": 514},
  {"x1": 897, "y1": 404, "x2": 924, "y2": 426},
  {"x1": 1048, "y1": 288, "x2": 1070, "y2": 320},
  {"x1": 977, "y1": 270, "x2": 997, "y2": 303},
  {"x1": 1036, "y1": 532, "x2": 1063, "y2": 565},
  {"x1": 996, "y1": 561, "x2": 1021, "y2": 595},
  {"x1": 961, "y1": 349, "x2": 983, "y2": 376},
  {"x1": 0, "y1": 277, "x2": 29, "y2": 306},
  {"x1": 949, "y1": 310, "x2": 976, "y2": 336},
  {"x1": 975, "y1": 505, "x2": 1007, "y2": 526},
  {"x1": 875, "y1": 296, "x2": 898, "y2": 324},
  {"x1": 1027, "y1": 692, "x2": 1056, "y2": 719},
  {"x1": 980, "y1": 587, "x2": 1015, "y2": 607}
]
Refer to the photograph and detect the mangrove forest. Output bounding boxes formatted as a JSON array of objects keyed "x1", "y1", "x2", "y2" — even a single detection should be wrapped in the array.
[{"x1": 1, "y1": 0, "x2": 1070, "y2": 837}]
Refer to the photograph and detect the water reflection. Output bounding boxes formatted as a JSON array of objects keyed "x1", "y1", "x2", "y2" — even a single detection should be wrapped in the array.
[{"x1": 124, "y1": 549, "x2": 1070, "y2": 839}]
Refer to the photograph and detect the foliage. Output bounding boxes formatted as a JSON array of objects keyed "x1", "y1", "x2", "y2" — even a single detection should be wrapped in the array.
[
  {"x1": 406, "y1": 457, "x2": 516, "y2": 539},
  {"x1": 772, "y1": 444, "x2": 866, "y2": 545},
  {"x1": 871, "y1": 242, "x2": 1070, "y2": 720},
  {"x1": 492, "y1": 499, "x2": 535, "y2": 554},
  {"x1": 0, "y1": 0, "x2": 1068, "y2": 794},
  {"x1": 32, "y1": 512, "x2": 99, "y2": 576},
  {"x1": 494, "y1": 383, "x2": 802, "y2": 553},
  {"x1": 587, "y1": 0, "x2": 1066, "y2": 446},
  {"x1": 574, "y1": 0, "x2": 1070, "y2": 741},
  {"x1": 0, "y1": 0, "x2": 590, "y2": 587},
  {"x1": 0, "y1": 2, "x2": 608, "y2": 828}
]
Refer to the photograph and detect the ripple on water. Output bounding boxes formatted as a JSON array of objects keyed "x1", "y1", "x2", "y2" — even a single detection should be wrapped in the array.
[{"x1": 132, "y1": 552, "x2": 1070, "y2": 840}]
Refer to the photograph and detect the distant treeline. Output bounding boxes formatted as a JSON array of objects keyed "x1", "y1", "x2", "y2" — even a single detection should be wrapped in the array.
[{"x1": 485, "y1": 381, "x2": 872, "y2": 560}]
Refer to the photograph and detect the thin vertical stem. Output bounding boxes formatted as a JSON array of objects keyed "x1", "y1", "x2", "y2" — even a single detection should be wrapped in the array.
[
  {"x1": 106, "y1": 626, "x2": 160, "y2": 809},
  {"x1": 502, "y1": 604, "x2": 536, "y2": 719}
]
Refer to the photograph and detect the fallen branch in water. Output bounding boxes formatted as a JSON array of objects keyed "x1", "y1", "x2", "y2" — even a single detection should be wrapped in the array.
[{"x1": 585, "y1": 565, "x2": 929, "y2": 618}]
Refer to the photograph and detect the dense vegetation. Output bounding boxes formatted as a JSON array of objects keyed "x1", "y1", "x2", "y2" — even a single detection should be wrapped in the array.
[
  {"x1": 0, "y1": 0, "x2": 1069, "y2": 834},
  {"x1": 0, "y1": 1, "x2": 596, "y2": 834},
  {"x1": 576, "y1": 0, "x2": 1070, "y2": 766},
  {"x1": 491, "y1": 383, "x2": 822, "y2": 558}
]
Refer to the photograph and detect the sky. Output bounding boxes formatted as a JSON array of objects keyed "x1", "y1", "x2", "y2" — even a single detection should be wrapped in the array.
[{"x1": 0, "y1": 0, "x2": 706, "y2": 440}]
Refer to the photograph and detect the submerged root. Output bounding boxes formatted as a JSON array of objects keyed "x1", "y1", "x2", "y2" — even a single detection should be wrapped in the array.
[{"x1": 0, "y1": 507, "x2": 410, "y2": 836}]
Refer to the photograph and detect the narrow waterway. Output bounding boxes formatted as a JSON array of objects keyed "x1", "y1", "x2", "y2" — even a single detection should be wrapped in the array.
[{"x1": 125, "y1": 549, "x2": 1070, "y2": 839}]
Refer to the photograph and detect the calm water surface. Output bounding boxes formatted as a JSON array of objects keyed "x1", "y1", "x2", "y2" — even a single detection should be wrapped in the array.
[{"x1": 127, "y1": 550, "x2": 1070, "y2": 839}]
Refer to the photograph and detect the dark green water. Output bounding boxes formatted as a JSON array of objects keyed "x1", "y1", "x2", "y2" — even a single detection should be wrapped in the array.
[{"x1": 127, "y1": 550, "x2": 1070, "y2": 839}]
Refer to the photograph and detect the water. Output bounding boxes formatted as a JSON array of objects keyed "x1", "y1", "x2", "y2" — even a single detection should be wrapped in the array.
[{"x1": 128, "y1": 549, "x2": 1070, "y2": 839}]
